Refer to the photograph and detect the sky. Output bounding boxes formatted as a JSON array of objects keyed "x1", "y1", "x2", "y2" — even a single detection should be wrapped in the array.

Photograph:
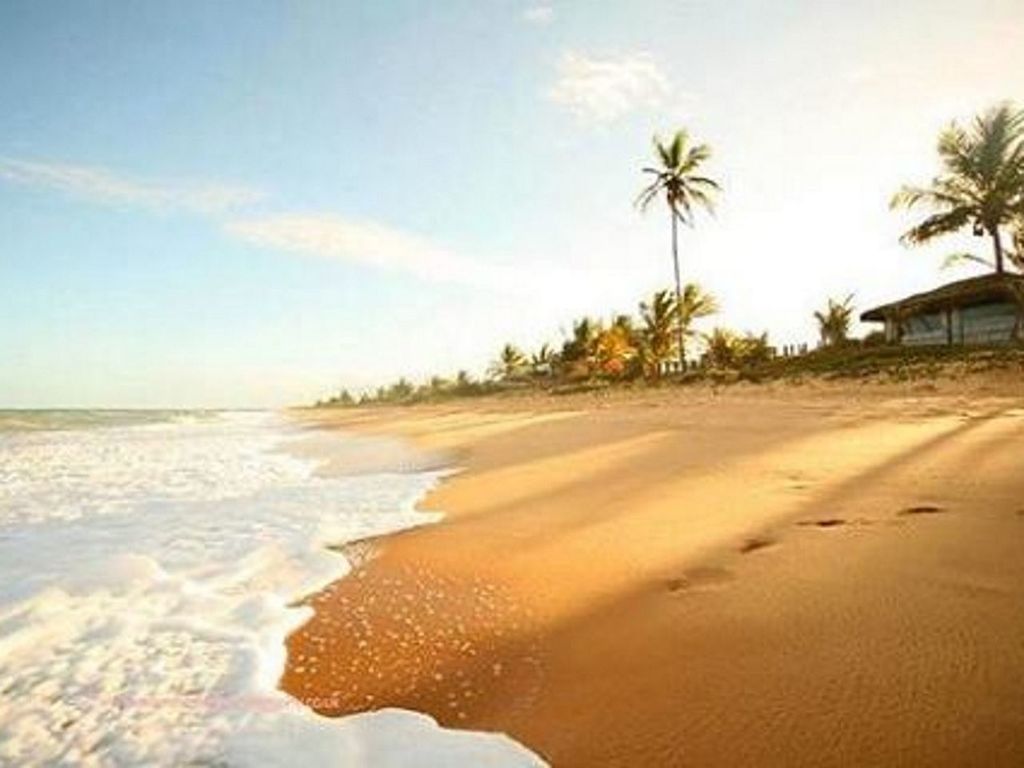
[{"x1": 2, "y1": 0, "x2": 1023, "y2": 408}]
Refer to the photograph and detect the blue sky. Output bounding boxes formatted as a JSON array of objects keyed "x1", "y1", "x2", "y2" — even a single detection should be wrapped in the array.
[{"x1": 2, "y1": 1, "x2": 1023, "y2": 407}]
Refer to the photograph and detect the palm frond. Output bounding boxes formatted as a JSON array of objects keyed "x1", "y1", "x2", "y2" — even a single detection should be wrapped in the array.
[
  {"x1": 668, "y1": 130, "x2": 686, "y2": 166},
  {"x1": 899, "y1": 208, "x2": 974, "y2": 245},
  {"x1": 655, "y1": 138, "x2": 672, "y2": 169},
  {"x1": 634, "y1": 181, "x2": 664, "y2": 212},
  {"x1": 687, "y1": 175, "x2": 721, "y2": 190},
  {"x1": 940, "y1": 252, "x2": 994, "y2": 270}
]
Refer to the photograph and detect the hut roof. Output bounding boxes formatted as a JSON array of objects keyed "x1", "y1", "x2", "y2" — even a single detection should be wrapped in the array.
[{"x1": 861, "y1": 273, "x2": 1024, "y2": 322}]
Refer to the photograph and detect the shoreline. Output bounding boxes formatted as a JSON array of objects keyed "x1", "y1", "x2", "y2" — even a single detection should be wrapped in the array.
[{"x1": 284, "y1": 381, "x2": 1024, "y2": 766}]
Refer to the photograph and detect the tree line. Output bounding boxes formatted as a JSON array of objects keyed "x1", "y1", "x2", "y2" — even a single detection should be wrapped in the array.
[{"x1": 317, "y1": 284, "x2": 861, "y2": 407}]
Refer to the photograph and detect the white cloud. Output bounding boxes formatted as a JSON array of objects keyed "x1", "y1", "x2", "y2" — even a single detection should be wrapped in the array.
[
  {"x1": 0, "y1": 158, "x2": 589, "y2": 299},
  {"x1": 0, "y1": 158, "x2": 262, "y2": 215},
  {"x1": 547, "y1": 51, "x2": 671, "y2": 123},
  {"x1": 0, "y1": 155, "x2": 570, "y2": 295},
  {"x1": 224, "y1": 213, "x2": 549, "y2": 294},
  {"x1": 523, "y1": 5, "x2": 554, "y2": 25}
]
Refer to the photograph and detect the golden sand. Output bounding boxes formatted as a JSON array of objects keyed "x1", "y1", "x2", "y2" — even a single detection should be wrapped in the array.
[{"x1": 283, "y1": 379, "x2": 1024, "y2": 766}]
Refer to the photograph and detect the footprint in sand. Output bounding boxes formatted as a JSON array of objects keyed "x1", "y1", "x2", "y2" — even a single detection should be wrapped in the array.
[
  {"x1": 739, "y1": 536, "x2": 776, "y2": 554},
  {"x1": 665, "y1": 566, "x2": 734, "y2": 594},
  {"x1": 898, "y1": 504, "x2": 945, "y2": 516},
  {"x1": 797, "y1": 518, "x2": 847, "y2": 528}
]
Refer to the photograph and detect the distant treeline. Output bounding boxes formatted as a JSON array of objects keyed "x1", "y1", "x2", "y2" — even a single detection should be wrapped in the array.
[{"x1": 316, "y1": 286, "x2": 869, "y2": 407}]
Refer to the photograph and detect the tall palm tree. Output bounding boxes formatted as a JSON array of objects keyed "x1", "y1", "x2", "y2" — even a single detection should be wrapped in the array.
[
  {"x1": 636, "y1": 129, "x2": 720, "y2": 370},
  {"x1": 892, "y1": 104, "x2": 1024, "y2": 274},
  {"x1": 813, "y1": 295, "x2": 855, "y2": 347}
]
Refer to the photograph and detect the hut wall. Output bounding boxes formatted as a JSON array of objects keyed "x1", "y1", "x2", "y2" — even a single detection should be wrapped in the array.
[
  {"x1": 959, "y1": 302, "x2": 1019, "y2": 344},
  {"x1": 901, "y1": 311, "x2": 947, "y2": 346},
  {"x1": 898, "y1": 301, "x2": 1021, "y2": 346}
]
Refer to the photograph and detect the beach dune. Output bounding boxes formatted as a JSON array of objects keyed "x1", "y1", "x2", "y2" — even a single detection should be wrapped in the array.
[{"x1": 285, "y1": 384, "x2": 1024, "y2": 766}]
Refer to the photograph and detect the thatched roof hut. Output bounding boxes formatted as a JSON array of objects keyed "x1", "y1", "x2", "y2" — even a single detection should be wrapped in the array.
[{"x1": 861, "y1": 274, "x2": 1024, "y2": 346}]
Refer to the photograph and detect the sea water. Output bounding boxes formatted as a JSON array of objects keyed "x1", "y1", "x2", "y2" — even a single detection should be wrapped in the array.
[{"x1": 0, "y1": 410, "x2": 543, "y2": 766}]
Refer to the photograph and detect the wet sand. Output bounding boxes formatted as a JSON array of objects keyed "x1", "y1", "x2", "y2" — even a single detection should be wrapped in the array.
[{"x1": 283, "y1": 380, "x2": 1024, "y2": 766}]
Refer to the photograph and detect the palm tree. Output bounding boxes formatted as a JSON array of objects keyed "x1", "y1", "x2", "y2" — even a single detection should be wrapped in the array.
[
  {"x1": 703, "y1": 327, "x2": 740, "y2": 369},
  {"x1": 636, "y1": 129, "x2": 720, "y2": 369},
  {"x1": 594, "y1": 316, "x2": 639, "y2": 378},
  {"x1": 530, "y1": 343, "x2": 555, "y2": 378},
  {"x1": 490, "y1": 343, "x2": 528, "y2": 381},
  {"x1": 814, "y1": 295, "x2": 855, "y2": 347},
  {"x1": 702, "y1": 328, "x2": 771, "y2": 369},
  {"x1": 892, "y1": 104, "x2": 1024, "y2": 274},
  {"x1": 561, "y1": 317, "x2": 600, "y2": 366},
  {"x1": 639, "y1": 289, "x2": 678, "y2": 378},
  {"x1": 676, "y1": 283, "x2": 718, "y2": 360}
]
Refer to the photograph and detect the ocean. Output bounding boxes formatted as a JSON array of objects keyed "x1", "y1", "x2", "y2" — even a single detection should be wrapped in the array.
[{"x1": 0, "y1": 410, "x2": 542, "y2": 766}]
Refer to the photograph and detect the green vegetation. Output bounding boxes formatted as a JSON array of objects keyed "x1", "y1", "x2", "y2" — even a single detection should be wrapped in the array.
[
  {"x1": 317, "y1": 282, "x2": 738, "y2": 406},
  {"x1": 893, "y1": 103, "x2": 1024, "y2": 274},
  {"x1": 487, "y1": 284, "x2": 727, "y2": 383},
  {"x1": 813, "y1": 294, "x2": 855, "y2": 347},
  {"x1": 318, "y1": 369, "x2": 504, "y2": 408},
  {"x1": 756, "y1": 344, "x2": 1024, "y2": 383},
  {"x1": 490, "y1": 344, "x2": 529, "y2": 381},
  {"x1": 317, "y1": 333, "x2": 1024, "y2": 408},
  {"x1": 637, "y1": 289, "x2": 678, "y2": 379},
  {"x1": 702, "y1": 328, "x2": 772, "y2": 369}
]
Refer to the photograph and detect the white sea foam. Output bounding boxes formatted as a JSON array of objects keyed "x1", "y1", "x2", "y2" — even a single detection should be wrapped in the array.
[{"x1": 0, "y1": 411, "x2": 544, "y2": 767}]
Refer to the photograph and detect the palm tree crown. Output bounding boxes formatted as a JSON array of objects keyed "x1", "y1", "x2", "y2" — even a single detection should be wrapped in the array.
[
  {"x1": 891, "y1": 104, "x2": 1024, "y2": 274},
  {"x1": 636, "y1": 130, "x2": 720, "y2": 223}
]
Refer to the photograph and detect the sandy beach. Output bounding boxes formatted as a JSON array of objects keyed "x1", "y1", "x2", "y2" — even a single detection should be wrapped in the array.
[{"x1": 284, "y1": 378, "x2": 1024, "y2": 766}]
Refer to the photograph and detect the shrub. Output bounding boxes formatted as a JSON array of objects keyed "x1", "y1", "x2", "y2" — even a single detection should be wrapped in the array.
[
  {"x1": 861, "y1": 330, "x2": 888, "y2": 348},
  {"x1": 702, "y1": 328, "x2": 773, "y2": 369}
]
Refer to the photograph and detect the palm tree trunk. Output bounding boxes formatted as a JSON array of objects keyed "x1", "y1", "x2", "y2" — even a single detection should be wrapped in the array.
[
  {"x1": 670, "y1": 211, "x2": 685, "y2": 372},
  {"x1": 992, "y1": 227, "x2": 1005, "y2": 274}
]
